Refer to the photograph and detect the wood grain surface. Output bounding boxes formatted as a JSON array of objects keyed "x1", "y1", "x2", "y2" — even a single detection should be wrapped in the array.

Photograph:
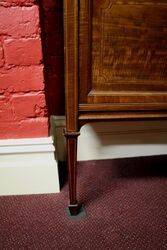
[{"x1": 64, "y1": 0, "x2": 167, "y2": 215}]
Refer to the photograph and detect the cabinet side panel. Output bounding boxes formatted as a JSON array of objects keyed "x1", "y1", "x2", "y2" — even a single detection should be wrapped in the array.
[{"x1": 64, "y1": 0, "x2": 79, "y2": 131}]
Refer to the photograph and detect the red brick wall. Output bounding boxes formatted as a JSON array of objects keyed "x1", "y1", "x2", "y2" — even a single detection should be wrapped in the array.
[{"x1": 0, "y1": 0, "x2": 49, "y2": 139}]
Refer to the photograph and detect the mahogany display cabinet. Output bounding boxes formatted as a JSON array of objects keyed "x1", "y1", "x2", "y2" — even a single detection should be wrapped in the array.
[{"x1": 63, "y1": 0, "x2": 167, "y2": 216}]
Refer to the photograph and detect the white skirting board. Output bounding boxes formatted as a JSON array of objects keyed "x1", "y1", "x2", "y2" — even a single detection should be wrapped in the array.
[
  {"x1": 2, "y1": 117, "x2": 166, "y2": 196},
  {"x1": 0, "y1": 137, "x2": 60, "y2": 195},
  {"x1": 51, "y1": 116, "x2": 167, "y2": 162}
]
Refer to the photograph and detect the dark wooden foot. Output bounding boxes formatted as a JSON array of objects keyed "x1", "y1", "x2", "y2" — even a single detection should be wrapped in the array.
[
  {"x1": 68, "y1": 203, "x2": 81, "y2": 216},
  {"x1": 67, "y1": 203, "x2": 87, "y2": 220},
  {"x1": 64, "y1": 131, "x2": 84, "y2": 218}
]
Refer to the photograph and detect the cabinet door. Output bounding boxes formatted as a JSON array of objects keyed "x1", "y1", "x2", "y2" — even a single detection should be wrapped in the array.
[{"x1": 79, "y1": 0, "x2": 167, "y2": 112}]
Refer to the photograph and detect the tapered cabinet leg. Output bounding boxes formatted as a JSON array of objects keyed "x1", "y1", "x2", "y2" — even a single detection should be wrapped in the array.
[{"x1": 64, "y1": 131, "x2": 81, "y2": 216}]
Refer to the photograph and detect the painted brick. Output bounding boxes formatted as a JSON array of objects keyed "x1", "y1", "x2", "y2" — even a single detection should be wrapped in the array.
[
  {"x1": 11, "y1": 93, "x2": 47, "y2": 120},
  {"x1": 0, "y1": 96, "x2": 14, "y2": 122},
  {"x1": 0, "y1": 6, "x2": 40, "y2": 38},
  {"x1": 0, "y1": 42, "x2": 4, "y2": 68},
  {"x1": 0, "y1": 66, "x2": 44, "y2": 93},
  {"x1": 0, "y1": 0, "x2": 66, "y2": 139},
  {"x1": 0, "y1": 118, "x2": 48, "y2": 139},
  {"x1": 4, "y1": 38, "x2": 42, "y2": 66},
  {"x1": 0, "y1": 0, "x2": 36, "y2": 7},
  {"x1": 20, "y1": 118, "x2": 48, "y2": 138}
]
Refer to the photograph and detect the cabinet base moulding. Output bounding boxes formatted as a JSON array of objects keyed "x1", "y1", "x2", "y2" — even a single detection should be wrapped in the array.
[{"x1": 51, "y1": 116, "x2": 167, "y2": 162}]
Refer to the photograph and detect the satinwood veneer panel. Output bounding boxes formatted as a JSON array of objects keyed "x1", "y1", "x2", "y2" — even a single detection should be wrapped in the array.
[{"x1": 79, "y1": 0, "x2": 167, "y2": 111}]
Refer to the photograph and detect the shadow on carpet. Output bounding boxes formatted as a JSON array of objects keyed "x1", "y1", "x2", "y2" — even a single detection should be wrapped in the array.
[{"x1": 0, "y1": 155, "x2": 167, "y2": 249}]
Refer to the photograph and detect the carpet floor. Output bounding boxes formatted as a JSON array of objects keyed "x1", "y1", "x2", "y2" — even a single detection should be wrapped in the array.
[{"x1": 0, "y1": 155, "x2": 167, "y2": 249}]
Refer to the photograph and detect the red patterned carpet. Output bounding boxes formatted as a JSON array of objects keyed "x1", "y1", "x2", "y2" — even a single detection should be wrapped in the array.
[{"x1": 0, "y1": 156, "x2": 167, "y2": 249}]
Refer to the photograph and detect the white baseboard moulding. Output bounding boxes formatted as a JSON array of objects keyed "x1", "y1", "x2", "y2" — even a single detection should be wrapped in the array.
[
  {"x1": 0, "y1": 137, "x2": 60, "y2": 196},
  {"x1": 51, "y1": 116, "x2": 167, "y2": 162},
  {"x1": 1, "y1": 117, "x2": 167, "y2": 196}
]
